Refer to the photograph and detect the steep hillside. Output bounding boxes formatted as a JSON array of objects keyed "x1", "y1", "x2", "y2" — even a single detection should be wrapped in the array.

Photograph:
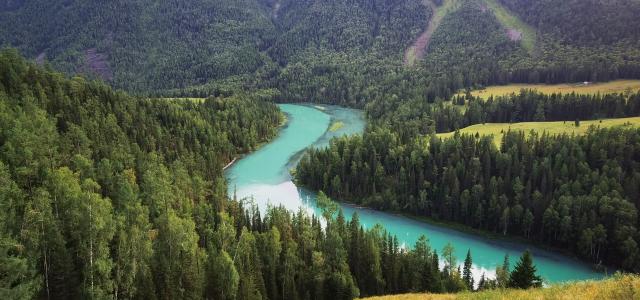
[
  {"x1": 270, "y1": 0, "x2": 429, "y2": 64},
  {"x1": 497, "y1": 0, "x2": 640, "y2": 47},
  {"x1": 0, "y1": 0, "x2": 277, "y2": 92},
  {"x1": 1, "y1": 0, "x2": 640, "y2": 98},
  {"x1": 482, "y1": 0, "x2": 536, "y2": 53},
  {"x1": 0, "y1": 0, "x2": 428, "y2": 93}
]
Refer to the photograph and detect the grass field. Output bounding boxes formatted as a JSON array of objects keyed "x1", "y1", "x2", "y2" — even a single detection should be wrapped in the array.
[
  {"x1": 483, "y1": 0, "x2": 537, "y2": 53},
  {"x1": 458, "y1": 80, "x2": 640, "y2": 100},
  {"x1": 360, "y1": 274, "x2": 640, "y2": 300},
  {"x1": 437, "y1": 117, "x2": 640, "y2": 144}
]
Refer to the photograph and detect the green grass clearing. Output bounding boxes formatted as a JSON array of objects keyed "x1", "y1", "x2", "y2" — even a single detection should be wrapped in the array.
[
  {"x1": 457, "y1": 80, "x2": 640, "y2": 100},
  {"x1": 437, "y1": 117, "x2": 640, "y2": 145}
]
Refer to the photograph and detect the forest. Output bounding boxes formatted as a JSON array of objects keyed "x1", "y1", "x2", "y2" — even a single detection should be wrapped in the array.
[
  {"x1": 297, "y1": 122, "x2": 640, "y2": 272},
  {"x1": 366, "y1": 90, "x2": 640, "y2": 140},
  {"x1": 1, "y1": 0, "x2": 640, "y2": 99},
  {"x1": 2, "y1": 0, "x2": 640, "y2": 299},
  {"x1": 0, "y1": 50, "x2": 546, "y2": 299}
]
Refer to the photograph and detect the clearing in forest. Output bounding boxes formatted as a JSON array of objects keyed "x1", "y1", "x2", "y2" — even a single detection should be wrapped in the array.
[
  {"x1": 436, "y1": 116, "x2": 640, "y2": 145},
  {"x1": 404, "y1": 0, "x2": 461, "y2": 66},
  {"x1": 482, "y1": 0, "x2": 537, "y2": 53},
  {"x1": 457, "y1": 80, "x2": 640, "y2": 100}
]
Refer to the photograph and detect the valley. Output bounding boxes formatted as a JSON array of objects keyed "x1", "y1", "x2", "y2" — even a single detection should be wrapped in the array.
[
  {"x1": 227, "y1": 104, "x2": 603, "y2": 284},
  {"x1": 2, "y1": 0, "x2": 640, "y2": 299}
]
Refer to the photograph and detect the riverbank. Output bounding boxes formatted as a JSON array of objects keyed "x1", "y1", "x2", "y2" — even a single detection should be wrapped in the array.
[
  {"x1": 331, "y1": 197, "x2": 609, "y2": 274},
  {"x1": 224, "y1": 110, "x2": 288, "y2": 172}
]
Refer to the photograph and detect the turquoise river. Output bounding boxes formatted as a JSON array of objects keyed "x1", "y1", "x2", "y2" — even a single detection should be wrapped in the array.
[{"x1": 225, "y1": 103, "x2": 605, "y2": 284}]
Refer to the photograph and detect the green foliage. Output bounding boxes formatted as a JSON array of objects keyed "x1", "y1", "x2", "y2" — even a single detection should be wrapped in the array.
[
  {"x1": 3, "y1": 0, "x2": 639, "y2": 101},
  {"x1": 1, "y1": 43, "x2": 558, "y2": 300},
  {"x1": 508, "y1": 251, "x2": 542, "y2": 289},
  {"x1": 463, "y1": 250, "x2": 473, "y2": 290},
  {"x1": 297, "y1": 125, "x2": 640, "y2": 272},
  {"x1": 498, "y1": 0, "x2": 640, "y2": 47},
  {"x1": 0, "y1": 50, "x2": 281, "y2": 299}
]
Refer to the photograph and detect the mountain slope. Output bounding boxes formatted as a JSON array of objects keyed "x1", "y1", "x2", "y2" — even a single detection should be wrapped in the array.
[
  {"x1": 0, "y1": 0, "x2": 277, "y2": 92},
  {"x1": 482, "y1": 0, "x2": 536, "y2": 53},
  {"x1": 1, "y1": 0, "x2": 640, "y2": 97}
]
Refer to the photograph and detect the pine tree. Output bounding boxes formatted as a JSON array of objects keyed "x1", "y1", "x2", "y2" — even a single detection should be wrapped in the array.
[
  {"x1": 462, "y1": 249, "x2": 473, "y2": 290},
  {"x1": 508, "y1": 251, "x2": 542, "y2": 289}
]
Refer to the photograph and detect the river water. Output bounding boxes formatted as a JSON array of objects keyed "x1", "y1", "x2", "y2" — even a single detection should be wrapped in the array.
[{"x1": 225, "y1": 103, "x2": 605, "y2": 283}]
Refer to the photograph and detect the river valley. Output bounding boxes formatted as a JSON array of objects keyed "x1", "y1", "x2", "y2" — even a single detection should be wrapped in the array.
[{"x1": 225, "y1": 103, "x2": 605, "y2": 284}]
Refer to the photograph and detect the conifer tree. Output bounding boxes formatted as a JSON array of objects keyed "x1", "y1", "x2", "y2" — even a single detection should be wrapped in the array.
[
  {"x1": 508, "y1": 251, "x2": 542, "y2": 289},
  {"x1": 462, "y1": 249, "x2": 473, "y2": 290}
]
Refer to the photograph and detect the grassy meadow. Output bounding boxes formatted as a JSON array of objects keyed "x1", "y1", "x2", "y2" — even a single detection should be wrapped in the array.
[
  {"x1": 437, "y1": 117, "x2": 640, "y2": 145},
  {"x1": 360, "y1": 274, "x2": 640, "y2": 300},
  {"x1": 458, "y1": 80, "x2": 640, "y2": 100}
]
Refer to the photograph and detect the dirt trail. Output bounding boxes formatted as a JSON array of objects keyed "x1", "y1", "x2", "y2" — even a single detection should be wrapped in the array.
[{"x1": 404, "y1": 0, "x2": 439, "y2": 66}]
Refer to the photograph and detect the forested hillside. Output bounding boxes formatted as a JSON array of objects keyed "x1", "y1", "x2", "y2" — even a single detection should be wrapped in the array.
[
  {"x1": 2, "y1": 0, "x2": 640, "y2": 97},
  {"x1": 497, "y1": 0, "x2": 640, "y2": 46},
  {"x1": 0, "y1": 0, "x2": 277, "y2": 92},
  {"x1": 0, "y1": 49, "x2": 280, "y2": 298}
]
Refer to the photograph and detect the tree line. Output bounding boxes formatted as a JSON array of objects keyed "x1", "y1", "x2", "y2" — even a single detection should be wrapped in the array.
[
  {"x1": 365, "y1": 89, "x2": 640, "y2": 143},
  {"x1": 297, "y1": 127, "x2": 640, "y2": 272}
]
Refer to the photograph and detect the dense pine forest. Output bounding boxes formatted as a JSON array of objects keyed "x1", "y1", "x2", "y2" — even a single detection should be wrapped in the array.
[
  {"x1": 0, "y1": 50, "x2": 547, "y2": 299},
  {"x1": 1, "y1": 0, "x2": 640, "y2": 98},
  {"x1": 297, "y1": 104, "x2": 640, "y2": 272},
  {"x1": 2, "y1": 0, "x2": 640, "y2": 299}
]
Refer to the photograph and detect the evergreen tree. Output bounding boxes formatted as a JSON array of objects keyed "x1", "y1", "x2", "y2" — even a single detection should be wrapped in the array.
[
  {"x1": 462, "y1": 249, "x2": 473, "y2": 290},
  {"x1": 508, "y1": 251, "x2": 542, "y2": 289}
]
